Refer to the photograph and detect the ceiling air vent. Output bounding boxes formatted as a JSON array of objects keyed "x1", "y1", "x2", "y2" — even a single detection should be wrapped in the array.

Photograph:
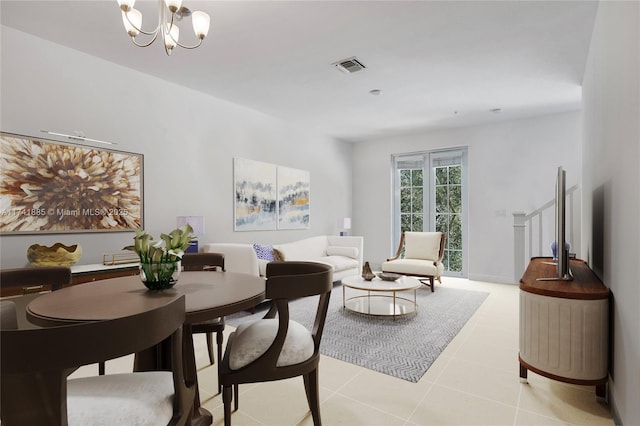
[{"x1": 333, "y1": 57, "x2": 366, "y2": 74}]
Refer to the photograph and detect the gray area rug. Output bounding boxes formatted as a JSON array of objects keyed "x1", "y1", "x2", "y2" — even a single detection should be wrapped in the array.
[{"x1": 226, "y1": 285, "x2": 489, "y2": 383}]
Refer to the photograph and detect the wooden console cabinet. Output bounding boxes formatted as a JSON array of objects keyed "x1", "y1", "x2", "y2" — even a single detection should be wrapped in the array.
[
  {"x1": 519, "y1": 257, "x2": 609, "y2": 398},
  {"x1": 0, "y1": 263, "x2": 139, "y2": 297},
  {"x1": 70, "y1": 263, "x2": 139, "y2": 285}
]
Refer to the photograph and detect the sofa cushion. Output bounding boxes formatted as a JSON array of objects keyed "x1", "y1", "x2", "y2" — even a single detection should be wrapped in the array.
[
  {"x1": 253, "y1": 243, "x2": 275, "y2": 261},
  {"x1": 381, "y1": 258, "x2": 442, "y2": 276},
  {"x1": 273, "y1": 248, "x2": 285, "y2": 261},
  {"x1": 315, "y1": 256, "x2": 359, "y2": 272},
  {"x1": 275, "y1": 236, "x2": 328, "y2": 261},
  {"x1": 326, "y1": 246, "x2": 359, "y2": 259}
]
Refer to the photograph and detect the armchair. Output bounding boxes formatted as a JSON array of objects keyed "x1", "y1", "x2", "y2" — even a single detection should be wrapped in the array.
[{"x1": 381, "y1": 231, "x2": 446, "y2": 292}]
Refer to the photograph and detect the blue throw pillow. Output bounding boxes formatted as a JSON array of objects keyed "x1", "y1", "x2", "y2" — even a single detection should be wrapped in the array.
[{"x1": 252, "y1": 243, "x2": 275, "y2": 261}]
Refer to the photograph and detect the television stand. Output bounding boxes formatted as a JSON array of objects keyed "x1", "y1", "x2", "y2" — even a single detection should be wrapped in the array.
[{"x1": 519, "y1": 257, "x2": 609, "y2": 399}]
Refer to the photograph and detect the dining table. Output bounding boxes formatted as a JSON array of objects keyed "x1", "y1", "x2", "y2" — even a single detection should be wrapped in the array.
[{"x1": 26, "y1": 270, "x2": 266, "y2": 426}]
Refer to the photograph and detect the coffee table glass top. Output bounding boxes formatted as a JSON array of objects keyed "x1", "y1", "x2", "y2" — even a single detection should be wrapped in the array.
[
  {"x1": 341, "y1": 274, "x2": 421, "y2": 318},
  {"x1": 341, "y1": 274, "x2": 421, "y2": 292}
]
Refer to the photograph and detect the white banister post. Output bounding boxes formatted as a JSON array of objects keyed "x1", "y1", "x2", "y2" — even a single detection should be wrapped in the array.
[{"x1": 513, "y1": 211, "x2": 526, "y2": 284}]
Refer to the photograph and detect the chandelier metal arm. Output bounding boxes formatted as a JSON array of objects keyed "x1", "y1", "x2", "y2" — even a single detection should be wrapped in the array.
[
  {"x1": 162, "y1": 12, "x2": 204, "y2": 50},
  {"x1": 117, "y1": 0, "x2": 210, "y2": 55},
  {"x1": 168, "y1": 37, "x2": 204, "y2": 50},
  {"x1": 130, "y1": 32, "x2": 159, "y2": 48},
  {"x1": 122, "y1": 9, "x2": 161, "y2": 37}
]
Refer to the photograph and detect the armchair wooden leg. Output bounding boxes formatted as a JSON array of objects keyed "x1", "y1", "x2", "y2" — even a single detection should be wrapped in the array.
[{"x1": 418, "y1": 278, "x2": 435, "y2": 292}]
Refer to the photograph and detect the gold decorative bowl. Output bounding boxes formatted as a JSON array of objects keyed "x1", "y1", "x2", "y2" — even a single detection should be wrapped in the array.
[{"x1": 27, "y1": 243, "x2": 82, "y2": 267}]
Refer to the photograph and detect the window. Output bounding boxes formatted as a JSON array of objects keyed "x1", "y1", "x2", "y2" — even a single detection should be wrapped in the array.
[
  {"x1": 400, "y1": 168, "x2": 423, "y2": 232},
  {"x1": 392, "y1": 148, "x2": 467, "y2": 277}
]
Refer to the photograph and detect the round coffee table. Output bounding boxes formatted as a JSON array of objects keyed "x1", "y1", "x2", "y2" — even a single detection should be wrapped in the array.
[{"x1": 341, "y1": 274, "x2": 421, "y2": 318}]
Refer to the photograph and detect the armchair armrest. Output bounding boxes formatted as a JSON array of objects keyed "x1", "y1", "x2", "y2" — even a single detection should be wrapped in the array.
[{"x1": 387, "y1": 232, "x2": 406, "y2": 261}]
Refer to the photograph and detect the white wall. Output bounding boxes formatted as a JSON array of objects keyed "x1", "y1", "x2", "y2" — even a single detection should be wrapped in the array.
[
  {"x1": 352, "y1": 112, "x2": 582, "y2": 284},
  {"x1": 581, "y1": 1, "x2": 639, "y2": 424},
  {"x1": 0, "y1": 26, "x2": 353, "y2": 268}
]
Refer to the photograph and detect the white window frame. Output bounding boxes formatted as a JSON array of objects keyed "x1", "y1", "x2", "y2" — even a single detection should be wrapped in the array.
[{"x1": 391, "y1": 147, "x2": 468, "y2": 277}]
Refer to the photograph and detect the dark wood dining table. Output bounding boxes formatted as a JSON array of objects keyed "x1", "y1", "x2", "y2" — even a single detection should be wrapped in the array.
[{"x1": 27, "y1": 270, "x2": 266, "y2": 426}]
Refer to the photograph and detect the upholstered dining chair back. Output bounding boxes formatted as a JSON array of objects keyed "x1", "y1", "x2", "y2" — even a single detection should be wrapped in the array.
[
  {"x1": 0, "y1": 266, "x2": 71, "y2": 294},
  {"x1": 181, "y1": 252, "x2": 225, "y2": 272},
  {"x1": 0, "y1": 266, "x2": 73, "y2": 335},
  {"x1": 219, "y1": 261, "x2": 333, "y2": 426},
  {"x1": 0, "y1": 295, "x2": 194, "y2": 426},
  {"x1": 181, "y1": 252, "x2": 226, "y2": 390},
  {"x1": 381, "y1": 231, "x2": 446, "y2": 292}
]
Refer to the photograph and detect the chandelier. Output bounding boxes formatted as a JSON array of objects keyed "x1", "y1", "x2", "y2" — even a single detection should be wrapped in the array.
[{"x1": 117, "y1": 0, "x2": 211, "y2": 55}]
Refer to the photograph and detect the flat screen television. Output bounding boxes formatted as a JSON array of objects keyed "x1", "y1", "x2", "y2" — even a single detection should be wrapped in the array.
[
  {"x1": 540, "y1": 166, "x2": 573, "y2": 281},
  {"x1": 555, "y1": 166, "x2": 572, "y2": 280}
]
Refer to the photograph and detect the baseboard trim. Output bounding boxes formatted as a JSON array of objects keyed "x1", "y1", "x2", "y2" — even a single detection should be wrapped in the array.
[
  {"x1": 608, "y1": 381, "x2": 623, "y2": 426},
  {"x1": 467, "y1": 273, "x2": 515, "y2": 285}
]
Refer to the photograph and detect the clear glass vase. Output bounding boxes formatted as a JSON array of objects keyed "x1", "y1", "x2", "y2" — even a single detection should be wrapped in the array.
[{"x1": 139, "y1": 260, "x2": 181, "y2": 290}]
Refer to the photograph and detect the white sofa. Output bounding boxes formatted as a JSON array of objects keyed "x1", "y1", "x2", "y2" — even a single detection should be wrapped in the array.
[{"x1": 202, "y1": 235, "x2": 363, "y2": 282}]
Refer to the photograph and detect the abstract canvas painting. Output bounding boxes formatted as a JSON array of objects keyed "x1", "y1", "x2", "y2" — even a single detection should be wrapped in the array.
[
  {"x1": 234, "y1": 158, "x2": 277, "y2": 231},
  {"x1": 277, "y1": 166, "x2": 310, "y2": 229},
  {"x1": 0, "y1": 132, "x2": 143, "y2": 234}
]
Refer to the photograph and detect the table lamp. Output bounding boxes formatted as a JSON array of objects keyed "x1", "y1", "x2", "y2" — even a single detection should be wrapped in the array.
[{"x1": 339, "y1": 217, "x2": 351, "y2": 236}]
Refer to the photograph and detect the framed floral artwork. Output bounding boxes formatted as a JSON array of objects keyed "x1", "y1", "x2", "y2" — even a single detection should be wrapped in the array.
[{"x1": 0, "y1": 132, "x2": 144, "y2": 234}]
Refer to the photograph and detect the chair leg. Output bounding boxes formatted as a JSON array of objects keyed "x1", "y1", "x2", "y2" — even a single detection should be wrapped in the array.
[
  {"x1": 234, "y1": 384, "x2": 239, "y2": 411},
  {"x1": 206, "y1": 332, "x2": 215, "y2": 365},
  {"x1": 98, "y1": 361, "x2": 105, "y2": 375},
  {"x1": 429, "y1": 277, "x2": 435, "y2": 292},
  {"x1": 223, "y1": 385, "x2": 233, "y2": 426},
  {"x1": 217, "y1": 331, "x2": 224, "y2": 393},
  {"x1": 303, "y1": 369, "x2": 321, "y2": 426}
]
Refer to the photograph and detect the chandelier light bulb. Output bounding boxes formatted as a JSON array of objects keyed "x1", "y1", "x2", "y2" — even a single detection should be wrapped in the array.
[
  {"x1": 122, "y1": 8, "x2": 142, "y2": 37},
  {"x1": 164, "y1": 24, "x2": 180, "y2": 52},
  {"x1": 117, "y1": 0, "x2": 135, "y2": 12},
  {"x1": 116, "y1": 0, "x2": 210, "y2": 55},
  {"x1": 191, "y1": 11, "x2": 210, "y2": 39},
  {"x1": 164, "y1": 0, "x2": 183, "y2": 13}
]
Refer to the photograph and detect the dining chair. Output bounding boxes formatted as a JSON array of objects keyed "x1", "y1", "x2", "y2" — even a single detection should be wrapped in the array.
[
  {"x1": 0, "y1": 266, "x2": 113, "y2": 375},
  {"x1": 0, "y1": 300, "x2": 18, "y2": 330},
  {"x1": 219, "y1": 261, "x2": 333, "y2": 426},
  {"x1": 0, "y1": 266, "x2": 71, "y2": 294},
  {"x1": 181, "y1": 252, "x2": 226, "y2": 392},
  {"x1": 0, "y1": 294, "x2": 194, "y2": 426},
  {"x1": 381, "y1": 231, "x2": 446, "y2": 292}
]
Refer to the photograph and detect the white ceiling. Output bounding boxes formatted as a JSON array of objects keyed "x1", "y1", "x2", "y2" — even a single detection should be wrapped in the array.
[{"x1": 1, "y1": 0, "x2": 599, "y2": 142}]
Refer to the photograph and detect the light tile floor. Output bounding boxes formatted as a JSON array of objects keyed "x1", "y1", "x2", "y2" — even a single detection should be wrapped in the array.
[{"x1": 72, "y1": 278, "x2": 614, "y2": 425}]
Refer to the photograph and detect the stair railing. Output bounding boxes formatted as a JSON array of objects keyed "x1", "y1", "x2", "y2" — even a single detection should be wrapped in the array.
[{"x1": 513, "y1": 185, "x2": 580, "y2": 283}]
